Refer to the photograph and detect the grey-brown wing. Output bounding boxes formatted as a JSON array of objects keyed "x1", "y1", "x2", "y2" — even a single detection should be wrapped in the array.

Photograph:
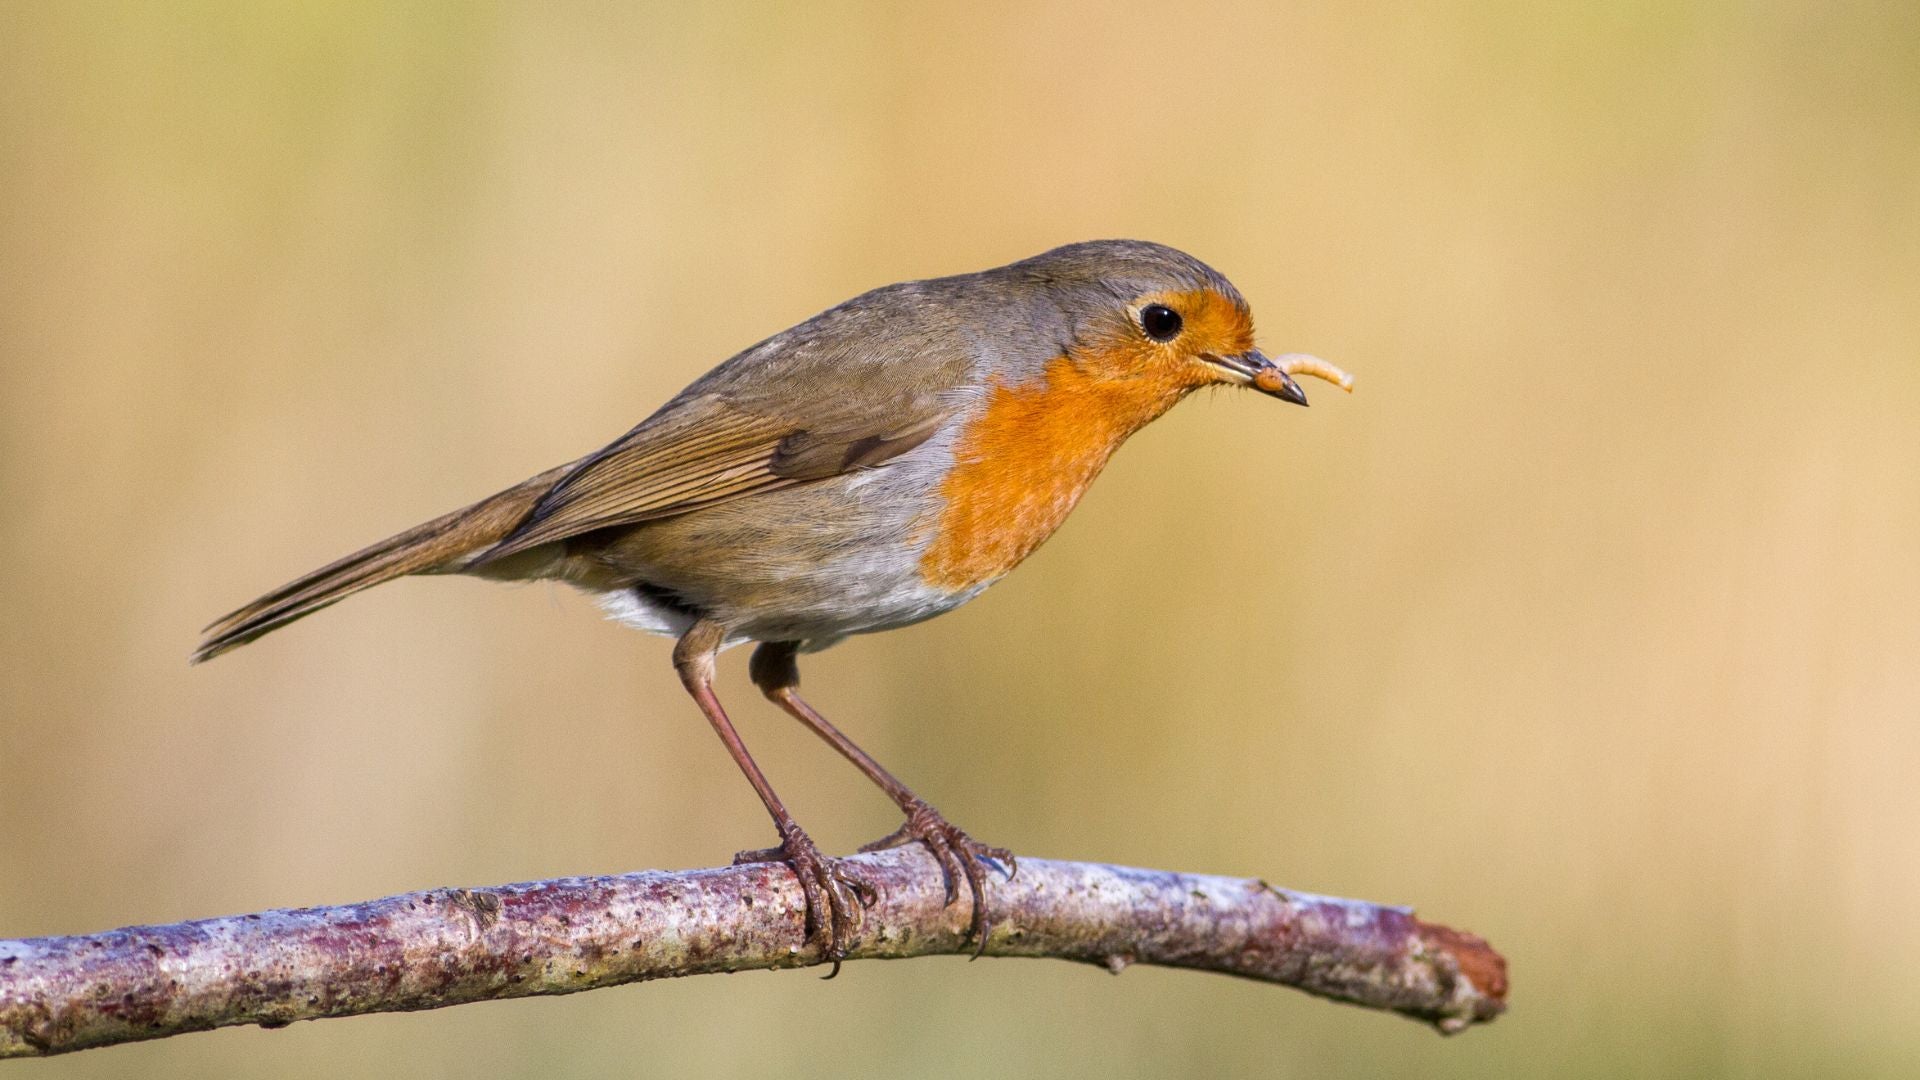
[
  {"x1": 481, "y1": 392, "x2": 952, "y2": 561},
  {"x1": 480, "y1": 279, "x2": 984, "y2": 561}
]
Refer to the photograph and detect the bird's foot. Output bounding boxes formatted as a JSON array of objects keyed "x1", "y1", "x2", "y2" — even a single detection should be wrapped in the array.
[
  {"x1": 734, "y1": 822, "x2": 876, "y2": 975},
  {"x1": 860, "y1": 799, "x2": 1015, "y2": 956}
]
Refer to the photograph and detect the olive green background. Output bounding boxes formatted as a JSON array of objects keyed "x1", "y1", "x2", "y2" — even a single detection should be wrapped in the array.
[{"x1": 3, "y1": 3, "x2": 1917, "y2": 1077}]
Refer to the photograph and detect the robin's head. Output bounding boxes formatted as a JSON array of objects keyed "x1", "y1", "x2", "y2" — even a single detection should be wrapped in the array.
[{"x1": 1003, "y1": 239, "x2": 1345, "y2": 406}]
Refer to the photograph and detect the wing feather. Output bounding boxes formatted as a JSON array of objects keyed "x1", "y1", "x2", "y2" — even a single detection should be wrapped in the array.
[{"x1": 479, "y1": 393, "x2": 949, "y2": 562}]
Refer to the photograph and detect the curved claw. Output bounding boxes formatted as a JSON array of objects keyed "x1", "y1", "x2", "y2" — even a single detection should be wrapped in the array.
[
  {"x1": 862, "y1": 800, "x2": 1015, "y2": 957},
  {"x1": 737, "y1": 822, "x2": 873, "y2": 972},
  {"x1": 732, "y1": 844, "x2": 785, "y2": 865}
]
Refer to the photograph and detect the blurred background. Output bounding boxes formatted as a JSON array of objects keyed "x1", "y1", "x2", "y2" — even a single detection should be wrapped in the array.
[{"x1": 3, "y1": 2, "x2": 1917, "y2": 1076}]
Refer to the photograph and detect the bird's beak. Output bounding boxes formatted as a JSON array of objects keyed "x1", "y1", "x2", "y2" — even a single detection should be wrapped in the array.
[{"x1": 1202, "y1": 349, "x2": 1310, "y2": 406}]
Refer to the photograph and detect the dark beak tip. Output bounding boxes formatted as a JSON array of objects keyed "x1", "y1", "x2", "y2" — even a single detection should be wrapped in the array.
[{"x1": 1253, "y1": 368, "x2": 1310, "y2": 406}]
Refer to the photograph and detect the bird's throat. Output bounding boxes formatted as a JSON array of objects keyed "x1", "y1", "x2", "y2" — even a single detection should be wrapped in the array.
[{"x1": 917, "y1": 356, "x2": 1191, "y2": 590}]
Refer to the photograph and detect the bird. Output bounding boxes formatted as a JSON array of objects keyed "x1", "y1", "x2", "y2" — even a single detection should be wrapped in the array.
[{"x1": 194, "y1": 239, "x2": 1352, "y2": 966}]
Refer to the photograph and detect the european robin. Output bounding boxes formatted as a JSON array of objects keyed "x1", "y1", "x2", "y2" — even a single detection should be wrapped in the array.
[{"x1": 195, "y1": 239, "x2": 1352, "y2": 965}]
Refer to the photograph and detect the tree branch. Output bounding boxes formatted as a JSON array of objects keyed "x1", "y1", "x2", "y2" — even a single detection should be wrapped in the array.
[{"x1": 0, "y1": 848, "x2": 1505, "y2": 1057}]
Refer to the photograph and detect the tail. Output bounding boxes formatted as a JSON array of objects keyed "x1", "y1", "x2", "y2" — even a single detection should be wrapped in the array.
[{"x1": 192, "y1": 464, "x2": 574, "y2": 663}]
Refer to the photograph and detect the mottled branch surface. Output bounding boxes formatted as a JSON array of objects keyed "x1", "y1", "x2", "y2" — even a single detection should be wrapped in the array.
[{"x1": 0, "y1": 848, "x2": 1505, "y2": 1058}]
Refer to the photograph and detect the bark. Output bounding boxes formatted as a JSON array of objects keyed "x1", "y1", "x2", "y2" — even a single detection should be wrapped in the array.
[{"x1": 0, "y1": 848, "x2": 1505, "y2": 1057}]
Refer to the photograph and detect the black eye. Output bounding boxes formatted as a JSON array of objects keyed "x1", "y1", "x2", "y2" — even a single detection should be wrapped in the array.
[{"x1": 1139, "y1": 303, "x2": 1183, "y2": 342}]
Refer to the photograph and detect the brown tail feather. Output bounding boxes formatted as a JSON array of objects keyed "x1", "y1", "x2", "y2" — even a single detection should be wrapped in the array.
[{"x1": 192, "y1": 464, "x2": 574, "y2": 663}]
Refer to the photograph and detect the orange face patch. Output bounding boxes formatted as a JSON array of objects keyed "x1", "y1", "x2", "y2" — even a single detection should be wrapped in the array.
[
  {"x1": 918, "y1": 287, "x2": 1258, "y2": 591},
  {"x1": 1138, "y1": 287, "x2": 1257, "y2": 369}
]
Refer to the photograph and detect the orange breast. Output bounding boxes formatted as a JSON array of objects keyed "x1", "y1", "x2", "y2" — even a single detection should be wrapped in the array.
[{"x1": 919, "y1": 354, "x2": 1194, "y2": 591}]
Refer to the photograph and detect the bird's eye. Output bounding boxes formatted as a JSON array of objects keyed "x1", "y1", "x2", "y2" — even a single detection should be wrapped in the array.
[{"x1": 1139, "y1": 303, "x2": 1183, "y2": 342}]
